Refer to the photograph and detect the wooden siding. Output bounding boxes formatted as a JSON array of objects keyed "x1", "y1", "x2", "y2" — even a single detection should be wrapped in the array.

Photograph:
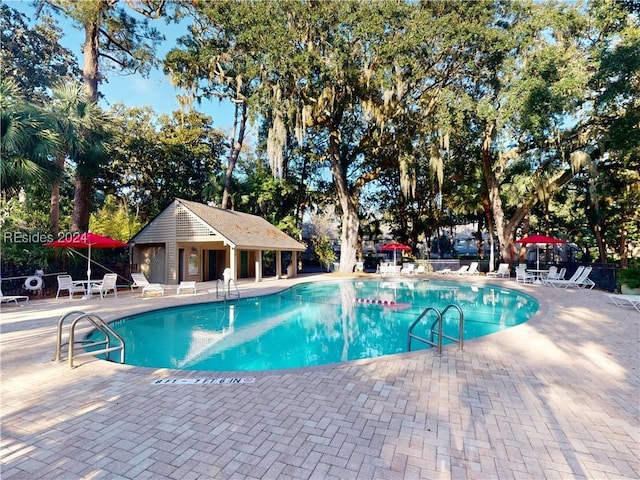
[{"x1": 131, "y1": 202, "x2": 176, "y2": 245}]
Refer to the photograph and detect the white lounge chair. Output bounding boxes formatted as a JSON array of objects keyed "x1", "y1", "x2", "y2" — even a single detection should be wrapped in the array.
[
  {"x1": 0, "y1": 289, "x2": 29, "y2": 306},
  {"x1": 574, "y1": 267, "x2": 595, "y2": 289},
  {"x1": 445, "y1": 265, "x2": 469, "y2": 275},
  {"x1": 131, "y1": 273, "x2": 164, "y2": 297},
  {"x1": 486, "y1": 263, "x2": 510, "y2": 278},
  {"x1": 55, "y1": 275, "x2": 86, "y2": 299},
  {"x1": 177, "y1": 281, "x2": 197, "y2": 295},
  {"x1": 542, "y1": 267, "x2": 566, "y2": 285},
  {"x1": 463, "y1": 262, "x2": 479, "y2": 275},
  {"x1": 400, "y1": 263, "x2": 415, "y2": 275},
  {"x1": 89, "y1": 273, "x2": 118, "y2": 299},
  {"x1": 415, "y1": 265, "x2": 427, "y2": 275},
  {"x1": 607, "y1": 294, "x2": 640, "y2": 312},
  {"x1": 546, "y1": 266, "x2": 594, "y2": 289},
  {"x1": 545, "y1": 266, "x2": 584, "y2": 287}
]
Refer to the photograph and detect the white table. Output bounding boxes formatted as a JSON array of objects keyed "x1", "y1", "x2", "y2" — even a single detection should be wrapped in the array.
[
  {"x1": 526, "y1": 269, "x2": 549, "y2": 284},
  {"x1": 73, "y1": 280, "x2": 102, "y2": 299}
]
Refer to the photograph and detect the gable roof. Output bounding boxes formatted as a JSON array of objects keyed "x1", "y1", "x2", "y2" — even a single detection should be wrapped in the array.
[{"x1": 131, "y1": 199, "x2": 307, "y2": 252}]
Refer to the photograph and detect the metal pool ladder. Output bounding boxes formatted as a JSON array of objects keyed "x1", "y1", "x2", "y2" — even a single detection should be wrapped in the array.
[
  {"x1": 407, "y1": 304, "x2": 464, "y2": 355},
  {"x1": 215, "y1": 278, "x2": 240, "y2": 301},
  {"x1": 54, "y1": 311, "x2": 125, "y2": 368}
]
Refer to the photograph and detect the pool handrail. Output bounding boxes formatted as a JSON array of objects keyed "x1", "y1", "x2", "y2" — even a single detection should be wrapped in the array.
[
  {"x1": 407, "y1": 304, "x2": 464, "y2": 355},
  {"x1": 55, "y1": 310, "x2": 125, "y2": 367}
]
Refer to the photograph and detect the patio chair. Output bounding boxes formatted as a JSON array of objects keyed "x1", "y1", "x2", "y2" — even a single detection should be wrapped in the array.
[
  {"x1": 415, "y1": 265, "x2": 427, "y2": 275},
  {"x1": 177, "y1": 281, "x2": 197, "y2": 295},
  {"x1": 130, "y1": 273, "x2": 164, "y2": 297},
  {"x1": 546, "y1": 265, "x2": 558, "y2": 279},
  {"x1": 515, "y1": 265, "x2": 534, "y2": 284},
  {"x1": 55, "y1": 275, "x2": 86, "y2": 299},
  {"x1": 486, "y1": 263, "x2": 510, "y2": 278},
  {"x1": 89, "y1": 273, "x2": 118, "y2": 299},
  {"x1": 0, "y1": 289, "x2": 29, "y2": 306}
]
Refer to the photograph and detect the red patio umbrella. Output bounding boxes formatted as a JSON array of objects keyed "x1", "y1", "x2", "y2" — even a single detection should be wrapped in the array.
[
  {"x1": 44, "y1": 232, "x2": 128, "y2": 285},
  {"x1": 516, "y1": 234, "x2": 566, "y2": 270},
  {"x1": 379, "y1": 242, "x2": 411, "y2": 265}
]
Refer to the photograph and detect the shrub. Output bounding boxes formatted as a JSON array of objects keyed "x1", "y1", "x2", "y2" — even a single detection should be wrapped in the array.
[{"x1": 617, "y1": 266, "x2": 640, "y2": 290}]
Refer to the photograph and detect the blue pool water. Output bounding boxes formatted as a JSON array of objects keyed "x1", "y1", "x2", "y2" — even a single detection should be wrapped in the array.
[{"x1": 89, "y1": 279, "x2": 537, "y2": 371}]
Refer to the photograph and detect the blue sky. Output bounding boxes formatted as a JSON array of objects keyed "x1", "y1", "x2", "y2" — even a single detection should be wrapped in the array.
[{"x1": 8, "y1": 0, "x2": 235, "y2": 129}]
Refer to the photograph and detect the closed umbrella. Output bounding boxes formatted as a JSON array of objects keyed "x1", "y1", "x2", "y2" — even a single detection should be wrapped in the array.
[
  {"x1": 379, "y1": 243, "x2": 411, "y2": 265},
  {"x1": 516, "y1": 234, "x2": 567, "y2": 270},
  {"x1": 44, "y1": 232, "x2": 128, "y2": 293}
]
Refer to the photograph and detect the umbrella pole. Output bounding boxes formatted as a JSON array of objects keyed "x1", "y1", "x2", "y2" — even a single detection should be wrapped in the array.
[{"x1": 86, "y1": 244, "x2": 92, "y2": 299}]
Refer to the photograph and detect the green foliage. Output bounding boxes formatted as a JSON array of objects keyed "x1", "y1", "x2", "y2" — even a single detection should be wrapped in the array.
[
  {"x1": 100, "y1": 105, "x2": 226, "y2": 223},
  {"x1": 3, "y1": 0, "x2": 638, "y2": 278},
  {"x1": 0, "y1": 3, "x2": 80, "y2": 104},
  {"x1": 0, "y1": 79, "x2": 60, "y2": 194},
  {"x1": 44, "y1": 0, "x2": 165, "y2": 78},
  {"x1": 0, "y1": 197, "x2": 55, "y2": 271},
  {"x1": 617, "y1": 266, "x2": 640, "y2": 289},
  {"x1": 311, "y1": 235, "x2": 336, "y2": 271},
  {"x1": 89, "y1": 195, "x2": 142, "y2": 242}
]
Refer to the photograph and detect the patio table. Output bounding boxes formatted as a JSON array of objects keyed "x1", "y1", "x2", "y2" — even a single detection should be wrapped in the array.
[
  {"x1": 73, "y1": 280, "x2": 103, "y2": 299},
  {"x1": 526, "y1": 269, "x2": 549, "y2": 284}
]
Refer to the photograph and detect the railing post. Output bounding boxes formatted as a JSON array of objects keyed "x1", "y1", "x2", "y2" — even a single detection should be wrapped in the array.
[{"x1": 55, "y1": 311, "x2": 86, "y2": 361}]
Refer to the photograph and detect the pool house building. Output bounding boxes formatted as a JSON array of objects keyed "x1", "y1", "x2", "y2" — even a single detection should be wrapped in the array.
[{"x1": 128, "y1": 198, "x2": 307, "y2": 285}]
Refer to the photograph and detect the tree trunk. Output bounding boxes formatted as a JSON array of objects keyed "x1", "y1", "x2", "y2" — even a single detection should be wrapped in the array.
[
  {"x1": 328, "y1": 128, "x2": 359, "y2": 273},
  {"x1": 619, "y1": 216, "x2": 628, "y2": 268},
  {"x1": 49, "y1": 154, "x2": 65, "y2": 235},
  {"x1": 482, "y1": 197, "x2": 496, "y2": 270},
  {"x1": 593, "y1": 224, "x2": 607, "y2": 263},
  {"x1": 71, "y1": 19, "x2": 100, "y2": 232},
  {"x1": 481, "y1": 123, "x2": 516, "y2": 261},
  {"x1": 82, "y1": 20, "x2": 100, "y2": 102},
  {"x1": 71, "y1": 174, "x2": 92, "y2": 232},
  {"x1": 222, "y1": 100, "x2": 247, "y2": 209}
]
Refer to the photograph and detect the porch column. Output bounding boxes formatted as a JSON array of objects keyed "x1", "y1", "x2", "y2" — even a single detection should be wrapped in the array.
[
  {"x1": 255, "y1": 249, "x2": 262, "y2": 282},
  {"x1": 276, "y1": 251, "x2": 282, "y2": 279},
  {"x1": 229, "y1": 246, "x2": 237, "y2": 281},
  {"x1": 290, "y1": 251, "x2": 297, "y2": 278}
]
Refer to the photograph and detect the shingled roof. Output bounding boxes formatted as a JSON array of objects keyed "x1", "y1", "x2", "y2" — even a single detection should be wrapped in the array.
[{"x1": 174, "y1": 199, "x2": 306, "y2": 251}]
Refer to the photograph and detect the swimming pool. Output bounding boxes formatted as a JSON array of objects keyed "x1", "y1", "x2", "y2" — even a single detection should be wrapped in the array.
[{"x1": 89, "y1": 279, "x2": 537, "y2": 371}]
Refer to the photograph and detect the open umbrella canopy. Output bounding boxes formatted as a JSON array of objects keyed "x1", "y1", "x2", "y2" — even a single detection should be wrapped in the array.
[
  {"x1": 44, "y1": 232, "x2": 128, "y2": 284},
  {"x1": 44, "y1": 232, "x2": 128, "y2": 249},
  {"x1": 516, "y1": 234, "x2": 567, "y2": 245},
  {"x1": 378, "y1": 243, "x2": 412, "y2": 251}
]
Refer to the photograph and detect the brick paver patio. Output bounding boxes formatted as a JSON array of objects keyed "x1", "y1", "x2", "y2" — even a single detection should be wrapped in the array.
[{"x1": 1, "y1": 274, "x2": 638, "y2": 479}]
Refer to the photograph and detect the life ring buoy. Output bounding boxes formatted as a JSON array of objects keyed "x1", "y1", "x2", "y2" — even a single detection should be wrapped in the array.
[{"x1": 24, "y1": 276, "x2": 43, "y2": 291}]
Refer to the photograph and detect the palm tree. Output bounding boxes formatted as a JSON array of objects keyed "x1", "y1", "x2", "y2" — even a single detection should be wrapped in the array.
[
  {"x1": 0, "y1": 79, "x2": 59, "y2": 195},
  {"x1": 44, "y1": 83, "x2": 108, "y2": 235}
]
